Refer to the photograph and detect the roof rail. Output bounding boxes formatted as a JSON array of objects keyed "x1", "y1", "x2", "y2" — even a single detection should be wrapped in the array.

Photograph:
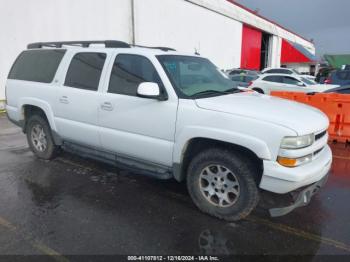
[
  {"x1": 27, "y1": 40, "x2": 131, "y2": 49},
  {"x1": 27, "y1": 40, "x2": 176, "y2": 52},
  {"x1": 134, "y1": 45, "x2": 176, "y2": 52}
]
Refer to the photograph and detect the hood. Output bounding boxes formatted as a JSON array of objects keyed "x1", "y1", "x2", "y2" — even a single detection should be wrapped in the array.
[{"x1": 195, "y1": 92, "x2": 329, "y2": 135}]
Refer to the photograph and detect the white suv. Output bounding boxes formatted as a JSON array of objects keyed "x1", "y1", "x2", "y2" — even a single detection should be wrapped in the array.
[
  {"x1": 261, "y1": 67, "x2": 316, "y2": 80},
  {"x1": 249, "y1": 74, "x2": 338, "y2": 95},
  {"x1": 6, "y1": 40, "x2": 332, "y2": 221}
]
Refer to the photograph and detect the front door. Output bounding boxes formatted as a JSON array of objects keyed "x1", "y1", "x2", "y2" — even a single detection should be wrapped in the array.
[{"x1": 98, "y1": 53, "x2": 178, "y2": 167}]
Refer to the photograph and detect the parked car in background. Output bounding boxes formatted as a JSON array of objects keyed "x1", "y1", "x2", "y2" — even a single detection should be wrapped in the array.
[
  {"x1": 225, "y1": 68, "x2": 260, "y2": 76},
  {"x1": 230, "y1": 74, "x2": 258, "y2": 88},
  {"x1": 315, "y1": 67, "x2": 334, "y2": 83},
  {"x1": 262, "y1": 67, "x2": 315, "y2": 81},
  {"x1": 324, "y1": 70, "x2": 350, "y2": 86},
  {"x1": 323, "y1": 85, "x2": 350, "y2": 94},
  {"x1": 249, "y1": 74, "x2": 338, "y2": 94}
]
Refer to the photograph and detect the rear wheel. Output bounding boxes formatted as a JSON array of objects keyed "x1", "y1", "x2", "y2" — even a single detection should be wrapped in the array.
[
  {"x1": 187, "y1": 148, "x2": 259, "y2": 221},
  {"x1": 26, "y1": 115, "x2": 58, "y2": 160}
]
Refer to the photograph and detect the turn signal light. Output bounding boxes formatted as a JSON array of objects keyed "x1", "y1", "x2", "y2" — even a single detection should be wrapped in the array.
[
  {"x1": 277, "y1": 154, "x2": 312, "y2": 168},
  {"x1": 277, "y1": 157, "x2": 297, "y2": 167}
]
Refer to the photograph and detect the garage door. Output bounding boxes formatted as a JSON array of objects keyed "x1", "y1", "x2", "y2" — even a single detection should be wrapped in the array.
[{"x1": 240, "y1": 25, "x2": 262, "y2": 70}]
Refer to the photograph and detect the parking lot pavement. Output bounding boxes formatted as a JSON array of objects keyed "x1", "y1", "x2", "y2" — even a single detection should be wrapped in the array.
[{"x1": 0, "y1": 114, "x2": 350, "y2": 258}]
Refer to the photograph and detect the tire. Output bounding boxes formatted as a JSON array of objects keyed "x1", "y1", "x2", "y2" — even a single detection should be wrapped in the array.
[
  {"x1": 26, "y1": 114, "x2": 58, "y2": 160},
  {"x1": 187, "y1": 148, "x2": 259, "y2": 221},
  {"x1": 253, "y1": 88, "x2": 264, "y2": 94}
]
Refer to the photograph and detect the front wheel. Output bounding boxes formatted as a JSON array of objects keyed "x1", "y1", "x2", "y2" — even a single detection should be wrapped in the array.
[
  {"x1": 187, "y1": 148, "x2": 259, "y2": 221},
  {"x1": 252, "y1": 88, "x2": 264, "y2": 94},
  {"x1": 26, "y1": 115, "x2": 58, "y2": 160}
]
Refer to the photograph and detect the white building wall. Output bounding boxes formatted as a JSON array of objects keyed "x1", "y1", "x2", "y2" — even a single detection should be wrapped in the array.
[
  {"x1": 268, "y1": 36, "x2": 282, "y2": 68},
  {"x1": 0, "y1": 0, "x2": 315, "y2": 105},
  {"x1": 0, "y1": 0, "x2": 133, "y2": 106},
  {"x1": 134, "y1": 0, "x2": 243, "y2": 70}
]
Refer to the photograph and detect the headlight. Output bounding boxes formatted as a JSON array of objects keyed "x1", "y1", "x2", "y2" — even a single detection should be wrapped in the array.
[
  {"x1": 280, "y1": 134, "x2": 314, "y2": 149},
  {"x1": 277, "y1": 154, "x2": 312, "y2": 168}
]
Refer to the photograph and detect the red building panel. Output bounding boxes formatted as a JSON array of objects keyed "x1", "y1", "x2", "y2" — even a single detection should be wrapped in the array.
[
  {"x1": 240, "y1": 25, "x2": 262, "y2": 70},
  {"x1": 281, "y1": 39, "x2": 311, "y2": 64}
]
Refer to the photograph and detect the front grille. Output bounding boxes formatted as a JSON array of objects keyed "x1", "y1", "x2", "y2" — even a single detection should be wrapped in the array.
[
  {"x1": 315, "y1": 130, "x2": 327, "y2": 141},
  {"x1": 314, "y1": 147, "x2": 324, "y2": 157}
]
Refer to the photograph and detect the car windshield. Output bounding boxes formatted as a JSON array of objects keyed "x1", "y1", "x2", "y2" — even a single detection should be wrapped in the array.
[
  {"x1": 301, "y1": 77, "x2": 316, "y2": 85},
  {"x1": 157, "y1": 55, "x2": 238, "y2": 98}
]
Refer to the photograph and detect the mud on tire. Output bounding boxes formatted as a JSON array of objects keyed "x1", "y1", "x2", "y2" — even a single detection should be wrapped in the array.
[
  {"x1": 187, "y1": 148, "x2": 259, "y2": 221},
  {"x1": 26, "y1": 114, "x2": 59, "y2": 160}
]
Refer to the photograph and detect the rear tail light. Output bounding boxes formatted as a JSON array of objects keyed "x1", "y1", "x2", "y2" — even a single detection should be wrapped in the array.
[
  {"x1": 324, "y1": 78, "x2": 332, "y2": 84},
  {"x1": 247, "y1": 81, "x2": 253, "y2": 87}
]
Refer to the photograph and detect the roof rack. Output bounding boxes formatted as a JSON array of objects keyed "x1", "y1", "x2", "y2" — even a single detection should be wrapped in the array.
[
  {"x1": 27, "y1": 40, "x2": 177, "y2": 52},
  {"x1": 135, "y1": 45, "x2": 176, "y2": 52},
  {"x1": 27, "y1": 40, "x2": 131, "y2": 49}
]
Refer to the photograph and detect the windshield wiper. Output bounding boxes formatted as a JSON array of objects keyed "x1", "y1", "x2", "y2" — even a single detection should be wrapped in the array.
[{"x1": 191, "y1": 88, "x2": 241, "y2": 98}]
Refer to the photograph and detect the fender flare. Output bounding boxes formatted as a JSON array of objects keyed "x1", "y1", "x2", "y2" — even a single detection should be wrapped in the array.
[
  {"x1": 172, "y1": 127, "x2": 271, "y2": 181},
  {"x1": 19, "y1": 97, "x2": 57, "y2": 131}
]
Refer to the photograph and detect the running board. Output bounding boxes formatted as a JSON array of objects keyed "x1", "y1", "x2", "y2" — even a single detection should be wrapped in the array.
[{"x1": 62, "y1": 142, "x2": 173, "y2": 180}]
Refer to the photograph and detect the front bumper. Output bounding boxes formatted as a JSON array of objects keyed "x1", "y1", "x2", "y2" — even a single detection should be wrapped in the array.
[
  {"x1": 268, "y1": 173, "x2": 329, "y2": 217},
  {"x1": 259, "y1": 145, "x2": 332, "y2": 194}
]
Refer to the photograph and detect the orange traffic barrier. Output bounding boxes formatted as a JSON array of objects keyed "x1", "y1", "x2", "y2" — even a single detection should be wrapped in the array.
[
  {"x1": 330, "y1": 144, "x2": 350, "y2": 179},
  {"x1": 271, "y1": 92, "x2": 350, "y2": 143}
]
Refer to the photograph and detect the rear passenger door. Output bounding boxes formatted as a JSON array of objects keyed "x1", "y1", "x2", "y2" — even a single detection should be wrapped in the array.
[
  {"x1": 54, "y1": 51, "x2": 108, "y2": 147},
  {"x1": 98, "y1": 53, "x2": 178, "y2": 167}
]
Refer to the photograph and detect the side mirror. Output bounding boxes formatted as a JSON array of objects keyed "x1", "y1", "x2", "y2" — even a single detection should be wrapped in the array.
[
  {"x1": 137, "y1": 82, "x2": 164, "y2": 100},
  {"x1": 297, "y1": 82, "x2": 305, "y2": 87}
]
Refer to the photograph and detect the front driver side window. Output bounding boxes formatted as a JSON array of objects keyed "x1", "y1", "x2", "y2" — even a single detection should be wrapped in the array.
[{"x1": 108, "y1": 54, "x2": 163, "y2": 96}]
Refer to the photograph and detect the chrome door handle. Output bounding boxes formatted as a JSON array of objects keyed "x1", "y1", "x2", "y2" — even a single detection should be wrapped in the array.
[
  {"x1": 59, "y1": 96, "x2": 69, "y2": 104},
  {"x1": 101, "y1": 102, "x2": 113, "y2": 111}
]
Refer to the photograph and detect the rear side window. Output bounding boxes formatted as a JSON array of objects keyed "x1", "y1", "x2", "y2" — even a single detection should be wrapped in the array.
[
  {"x1": 246, "y1": 75, "x2": 258, "y2": 82},
  {"x1": 263, "y1": 75, "x2": 283, "y2": 83},
  {"x1": 231, "y1": 75, "x2": 244, "y2": 81},
  {"x1": 65, "y1": 52, "x2": 106, "y2": 91},
  {"x1": 108, "y1": 54, "x2": 162, "y2": 96},
  {"x1": 8, "y1": 49, "x2": 66, "y2": 83}
]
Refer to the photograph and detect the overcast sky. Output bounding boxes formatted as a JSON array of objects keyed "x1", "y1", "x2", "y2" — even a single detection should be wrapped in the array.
[{"x1": 236, "y1": 0, "x2": 350, "y2": 57}]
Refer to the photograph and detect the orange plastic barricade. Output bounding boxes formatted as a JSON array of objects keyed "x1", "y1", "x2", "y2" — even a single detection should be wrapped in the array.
[{"x1": 271, "y1": 92, "x2": 350, "y2": 143}]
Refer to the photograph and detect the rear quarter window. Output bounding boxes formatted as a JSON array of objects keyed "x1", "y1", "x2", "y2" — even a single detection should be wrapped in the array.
[{"x1": 8, "y1": 49, "x2": 66, "y2": 83}]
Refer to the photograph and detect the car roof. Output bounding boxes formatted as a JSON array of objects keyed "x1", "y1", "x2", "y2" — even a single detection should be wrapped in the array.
[
  {"x1": 262, "y1": 67, "x2": 292, "y2": 71},
  {"x1": 259, "y1": 73, "x2": 300, "y2": 78}
]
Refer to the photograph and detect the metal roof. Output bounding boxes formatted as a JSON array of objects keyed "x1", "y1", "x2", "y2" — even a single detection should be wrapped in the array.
[{"x1": 324, "y1": 55, "x2": 350, "y2": 69}]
